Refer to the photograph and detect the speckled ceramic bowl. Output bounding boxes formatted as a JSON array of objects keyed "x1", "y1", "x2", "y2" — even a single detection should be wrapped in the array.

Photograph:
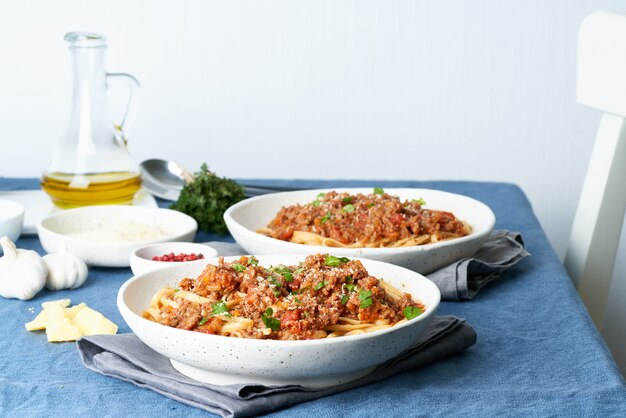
[
  {"x1": 224, "y1": 188, "x2": 496, "y2": 274},
  {"x1": 117, "y1": 255, "x2": 440, "y2": 388},
  {"x1": 129, "y1": 242, "x2": 219, "y2": 276},
  {"x1": 38, "y1": 206, "x2": 197, "y2": 267},
  {"x1": 0, "y1": 199, "x2": 25, "y2": 243}
]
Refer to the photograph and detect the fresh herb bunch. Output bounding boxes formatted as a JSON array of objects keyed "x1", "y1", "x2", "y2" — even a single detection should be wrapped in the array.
[{"x1": 170, "y1": 163, "x2": 245, "y2": 234}]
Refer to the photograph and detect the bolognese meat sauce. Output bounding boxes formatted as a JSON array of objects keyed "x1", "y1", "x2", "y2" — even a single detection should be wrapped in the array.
[
  {"x1": 144, "y1": 254, "x2": 426, "y2": 340},
  {"x1": 263, "y1": 190, "x2": 470, "y2": 246}
]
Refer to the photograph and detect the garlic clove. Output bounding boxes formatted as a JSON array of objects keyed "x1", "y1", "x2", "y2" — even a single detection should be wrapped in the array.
[
  {"x1": 0, "y1": 236, "x2": 47, "y2": 300},
  {"x1": 43, "y1": 244, "x2": 88, "y2": 291}
]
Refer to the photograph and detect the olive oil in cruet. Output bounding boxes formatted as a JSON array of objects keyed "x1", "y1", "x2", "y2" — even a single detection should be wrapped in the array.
[
  {"x1": 42, "y1": 32, "x2": 142, "y2": 208},
  {"x1": 41, "y1": 172, "x2": 142, "y2": 209}
]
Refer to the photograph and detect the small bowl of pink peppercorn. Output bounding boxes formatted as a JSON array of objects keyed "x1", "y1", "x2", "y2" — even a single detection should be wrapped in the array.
[{"x1": 130, "y1": 242, "x2": 218, "y2": 276}]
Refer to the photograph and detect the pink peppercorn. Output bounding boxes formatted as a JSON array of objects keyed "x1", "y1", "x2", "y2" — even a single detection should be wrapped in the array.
[{"x1": 152, "y1": 253, "x2": 205, "y2": 262}]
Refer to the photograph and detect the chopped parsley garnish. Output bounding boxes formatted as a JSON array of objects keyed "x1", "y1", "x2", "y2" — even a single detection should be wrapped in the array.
[
  {"x1": 346, "y1": 276, "x2": 353, "y2": 284},
  {"x1": 368, "y1": 203, "x2": 375, "y2": 208},
  {"x1": 211, "y1": 301, "x2": 230, "y2": 316},
  {"x1": 273, "y1": 267, "x2": 294, "y2": 282},
  {"x1": 269, "y1": 276, "x2": 282, "y2": 287},
  {"x1": 312, "y1": 192, "x2": 326, "y2": 207},
  {"x1": 261, "y1": 308, "x2": 280, "y2": 331},
  {"x1": 272, "y1": 289, "x2": 281, "y2": 297},
  {"x1": 342, "y1": 196, "x2": 352, "y2": 204},
  {"x1": 248, "y1": 256, "x2": 259, "y2": 266},
  {"x1": 412, "y1": 198, "x2": 426, "y2": 206},
  {"x1": 320, "y1": 212, "x2": 331, "y2": 223},
  {"x1": 359, "y1": 289, "x2": 373, "y2": 308},
  {"x1": 294, "y1": 267, "x2": 305, "y2": 275},
  {"x1": 198, "y1": 317, "x2": 208, "y2": 326},
  {"x1": 232, "y1": 262, "x2": 246, "y2": 272},
  {"x1": 294, "y1": 297, "x2": 302, "y2": 305},
  {"x1": 373, "y1": 187, "x2": 384, "y2": 195},
  {"x1": 345, "y1": 284, "x2": 356, "y2": 292},
  {"x1": 342, "y1": 204, "x2": 355, "y2": 213},
  {"x1": 403, "y1": 306, "x2": 423, "y2": 320},
  {"x1": 314, "y1": 281, "x2": 328, "y2": 290},
  {"x1": 291, "y1": 286, "x2": 310, "y2": 295},
  {"x1": 324, "y1": 255, "x2": 350, "y2": 266},
  {"x1": 341, "y1": 294, "x2": 349, "y2": 305},
  {"x1": 173, "y1": 288, "x2": 180, "y2": 292}
]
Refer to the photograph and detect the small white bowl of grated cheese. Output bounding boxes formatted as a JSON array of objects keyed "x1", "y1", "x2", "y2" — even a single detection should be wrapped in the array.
[{"x1": 37, "y1": 206, "x2": 197, "y2": 267}]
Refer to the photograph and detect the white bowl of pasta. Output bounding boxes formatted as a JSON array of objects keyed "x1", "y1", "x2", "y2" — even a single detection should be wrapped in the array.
[
  {"x1": 117, "y1": 254, "x2": 440, "y2": 389},
  {"x1": 224, "y1": 188, "x2": 496, "y2": 274}
]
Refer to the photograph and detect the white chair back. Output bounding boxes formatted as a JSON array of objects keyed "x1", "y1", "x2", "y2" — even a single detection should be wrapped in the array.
[{"x1": 565, "y1": 11, "x2": 626, "y2": 327}]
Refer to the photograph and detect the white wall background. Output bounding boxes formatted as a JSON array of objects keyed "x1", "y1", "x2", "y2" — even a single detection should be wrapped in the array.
[{"x1": 1, "y1": 1, "x2": 625, "y2": 370}]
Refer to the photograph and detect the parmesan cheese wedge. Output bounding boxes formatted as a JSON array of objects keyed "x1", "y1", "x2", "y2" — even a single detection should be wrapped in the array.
[
  {"x1": 64, "y1": 303, "x2": 87, "y2": 319},
  {"x1": 41, "y1": 299, "x2": 71, "y2": 309},
  {"x1": 25, "y1": 299, "x2": 117, "y2": 342},
  {"x1": 25, "y1": 304, "x2": 66, "y2": 331},
  {"x1": 46, "y1": 316, "x2": 83, "y2": 342},
  {"x1": 72, "y1": 306, "x2": 118, "y2": 336}
]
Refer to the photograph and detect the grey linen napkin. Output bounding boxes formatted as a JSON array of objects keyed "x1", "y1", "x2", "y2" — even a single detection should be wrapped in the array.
[
  {"x1": 427, "y1": 230, "x2": 529, "y2": 300},
  {"x1": 204, "y1": 229, "x2": 530, "y2": 302},
  {"x1": 77, "y1": 316, "x2": 476, "y2": 418}
]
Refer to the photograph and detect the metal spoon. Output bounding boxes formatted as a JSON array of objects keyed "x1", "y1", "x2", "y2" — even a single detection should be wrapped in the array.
[{"x1": 139, "y1": 159, "x2": 301, "y2": 200}]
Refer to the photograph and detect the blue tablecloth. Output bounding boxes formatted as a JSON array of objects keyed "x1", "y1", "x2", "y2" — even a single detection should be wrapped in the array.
[{"x1": 1, "y1": 178, "x2": 625, "y2": 417}]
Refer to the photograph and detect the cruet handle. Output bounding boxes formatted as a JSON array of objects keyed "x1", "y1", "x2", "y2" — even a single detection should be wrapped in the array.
[{"x1": 106, "y1": 72, "x2": 141, "y2": 143}]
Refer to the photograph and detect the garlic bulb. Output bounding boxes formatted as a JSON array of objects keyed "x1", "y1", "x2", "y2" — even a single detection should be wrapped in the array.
[
  {"x1": 0, "y1": 235, "x2": 48, "y2": 300},
  {"x1": 43, "y1": 244, "x2": 88, "y2": 291}
]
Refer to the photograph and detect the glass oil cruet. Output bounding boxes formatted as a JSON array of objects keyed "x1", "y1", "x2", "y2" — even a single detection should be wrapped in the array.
[{"x1": 42, "y1": 32, "x2": 142, "y2": 208}]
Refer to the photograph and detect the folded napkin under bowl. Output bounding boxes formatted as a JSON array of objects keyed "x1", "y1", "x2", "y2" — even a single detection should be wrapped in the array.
[{"x1": 79, "y1": 316, "x2": 474, "y2": 418}]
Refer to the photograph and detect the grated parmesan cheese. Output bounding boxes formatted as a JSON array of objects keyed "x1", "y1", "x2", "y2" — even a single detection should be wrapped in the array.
[{"x1": 67, "y1": 220, "x2": 167, "y2": 242}]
